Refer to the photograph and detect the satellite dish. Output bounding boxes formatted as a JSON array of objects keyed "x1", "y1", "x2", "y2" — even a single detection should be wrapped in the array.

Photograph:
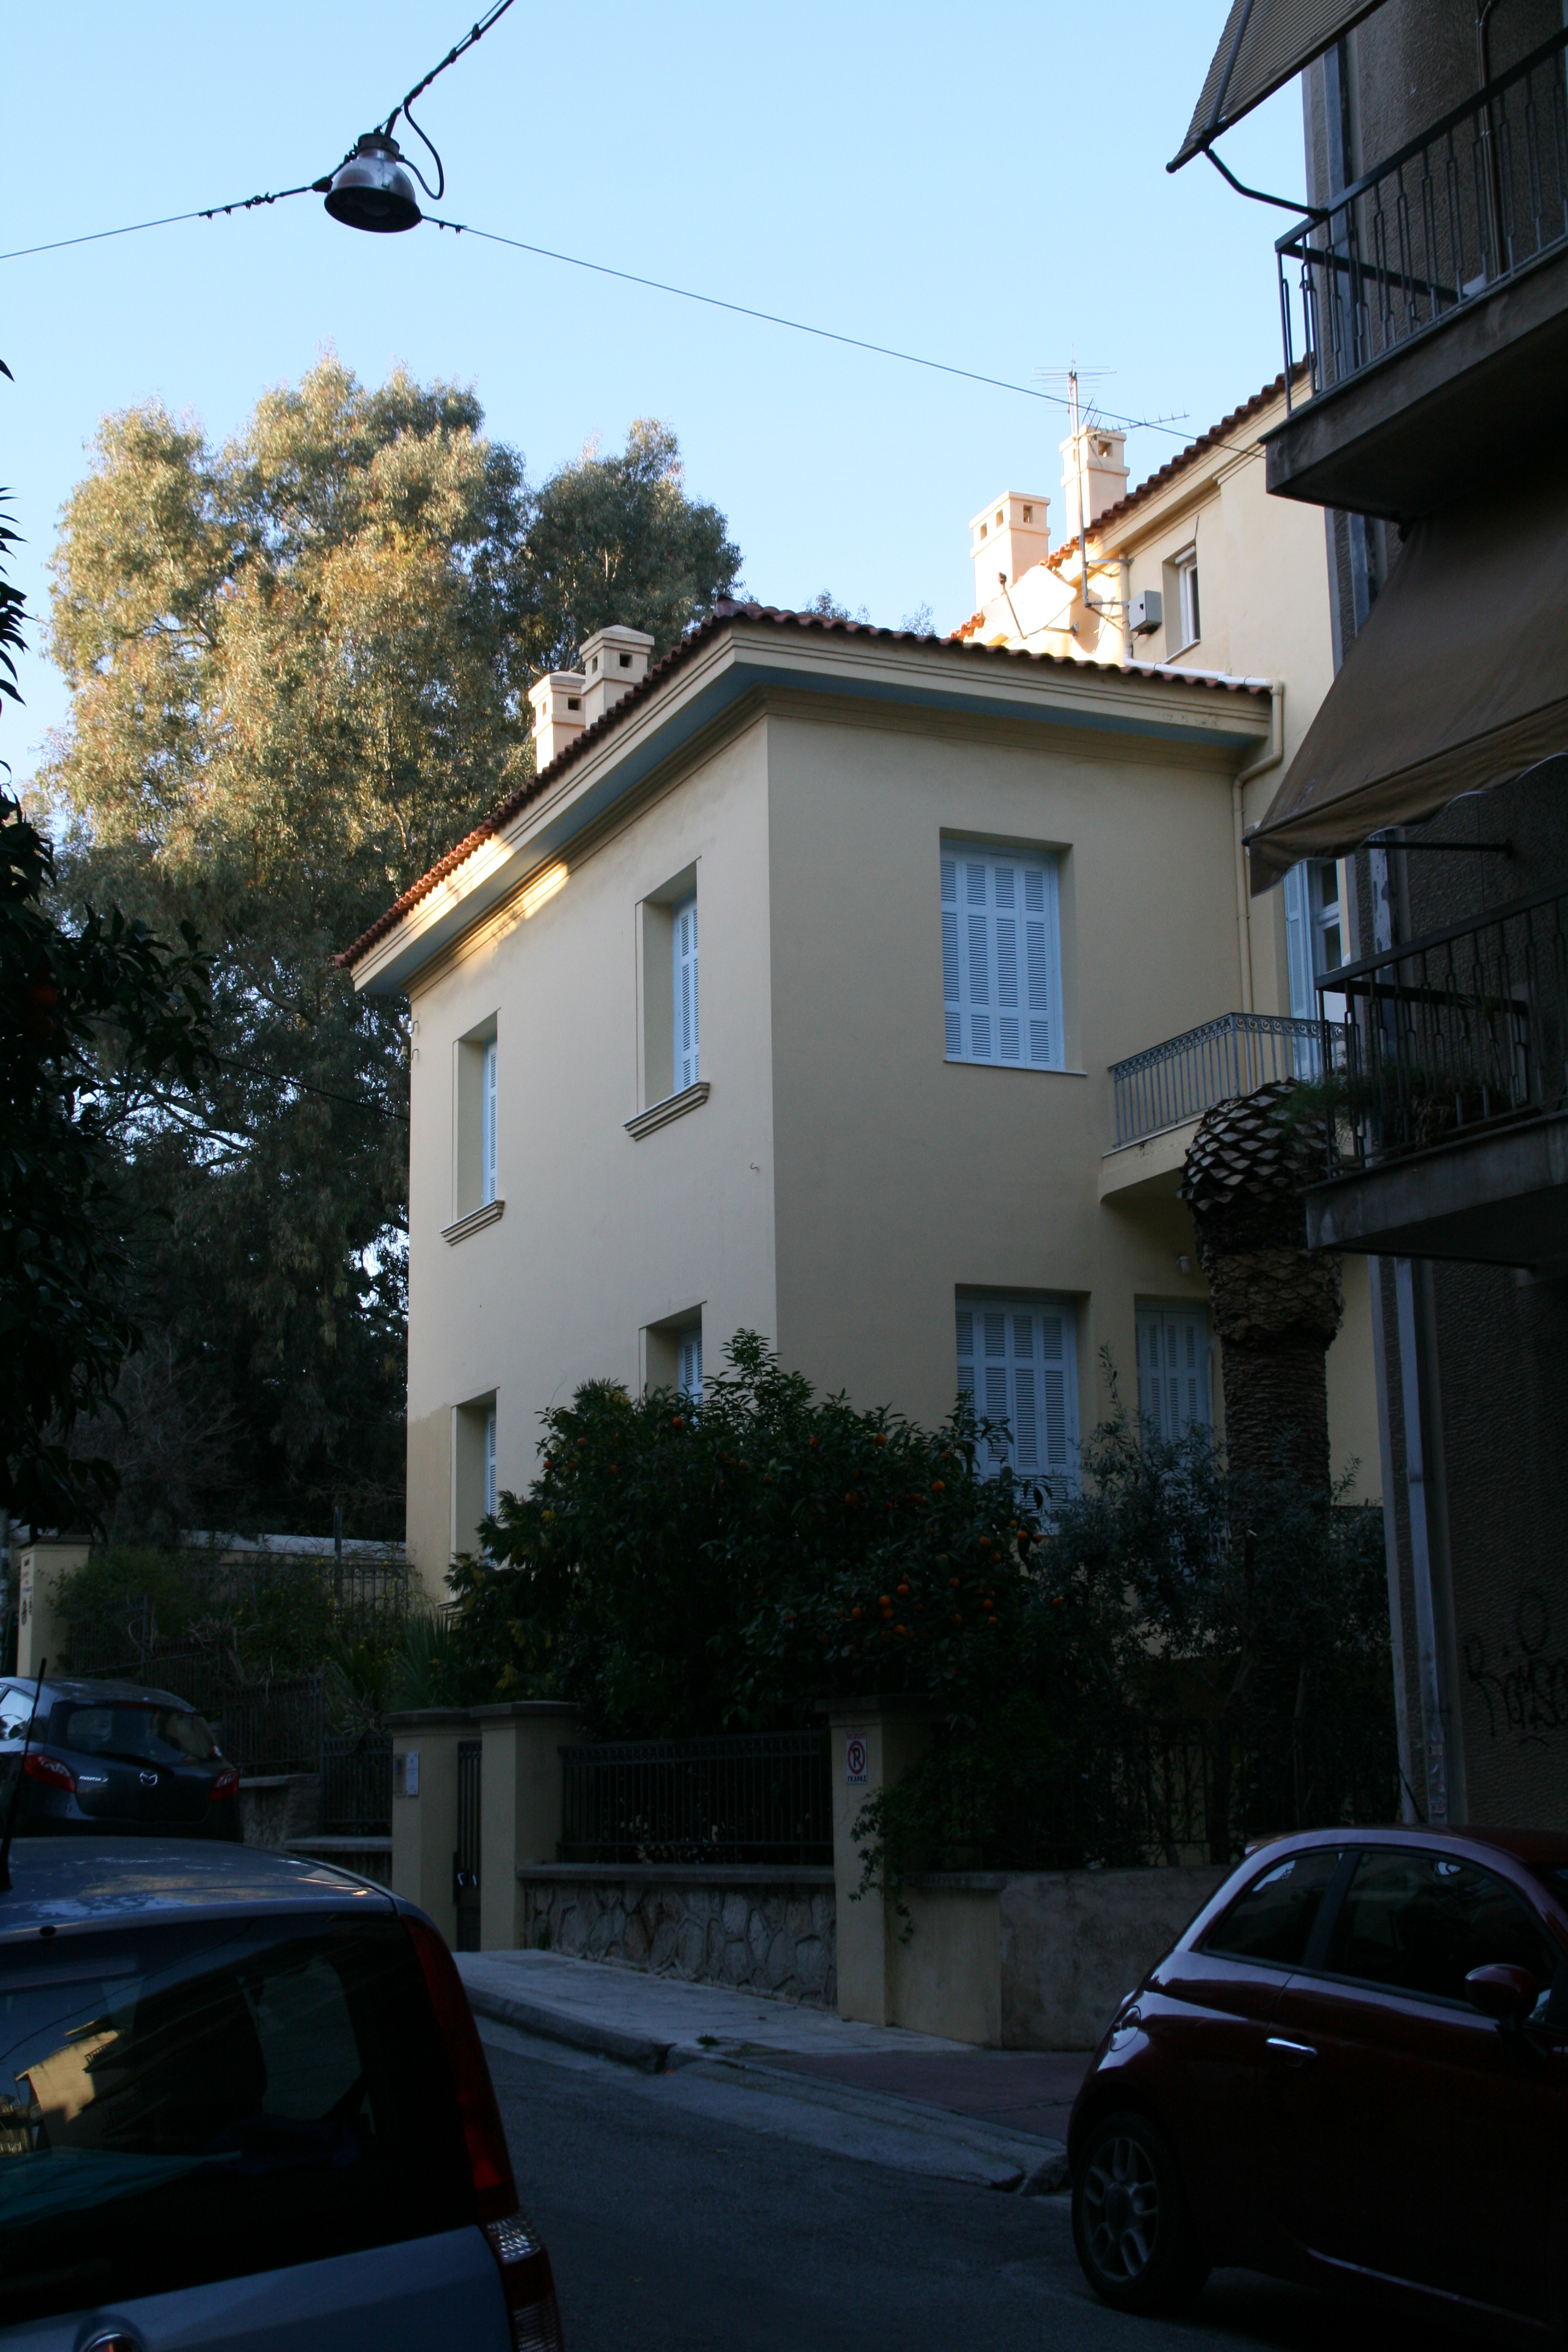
[{"x1": 322, "y1": 132, "x2": 422, "y2": 234}]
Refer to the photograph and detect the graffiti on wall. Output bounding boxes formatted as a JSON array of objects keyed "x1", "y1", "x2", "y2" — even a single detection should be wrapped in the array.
[{"x1": 1465, "y1": 1589, "x2": 1568, "y2": 1744}]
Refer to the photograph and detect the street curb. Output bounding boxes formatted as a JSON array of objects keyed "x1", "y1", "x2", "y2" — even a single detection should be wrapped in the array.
[
  {"x1": 466, "y1": 1987, "x2": 1073, "y2": 2194},
  {"x1": 465, "y1": 1984, "x2": 672, "y2": 2073}
]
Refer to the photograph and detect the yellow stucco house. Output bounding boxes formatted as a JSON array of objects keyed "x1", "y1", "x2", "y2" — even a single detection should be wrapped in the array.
[{"x1": 343, "y1": 374, "x2": 1377, "y2": 1597}]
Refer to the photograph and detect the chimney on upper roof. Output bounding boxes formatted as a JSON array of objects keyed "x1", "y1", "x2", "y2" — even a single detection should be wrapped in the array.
[
  {"x1": 967, "y1": 492, "x2": 1051, "y2": 613},
  {"x1": 1059, "y1": 424, "x2": 1128, "y2": 541},
  {"x1": 578, "y1": 624, "x2": 656, "y2": 727},
  {"x1": 528, "y1": 670, "x2": 586, "y2": 771}
]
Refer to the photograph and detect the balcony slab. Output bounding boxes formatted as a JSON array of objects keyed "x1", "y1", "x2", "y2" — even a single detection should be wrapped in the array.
[
  {"x1": 1264, "y1": 241, "x2": 1568, "y2": 521},
  {"x1": 1099, "y1": 1116, "x2": 1201, "y2": 1204},
  {"x1": 1305, "y1": 1111, "x2": 1568, "y2": 1265}
]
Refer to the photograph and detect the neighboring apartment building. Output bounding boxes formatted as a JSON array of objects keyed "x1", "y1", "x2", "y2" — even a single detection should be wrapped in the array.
[
  {"x1": 342, "y1": 390, "x2": 1380, "y2": 1600},
  {"x1": 1174, "y1": 0, "x2": 1568, "y2": 1829}
]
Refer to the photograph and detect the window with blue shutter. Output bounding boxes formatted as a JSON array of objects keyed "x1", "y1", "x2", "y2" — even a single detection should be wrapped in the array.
[
  {"x1": 480, "y1": 1039, "x2": 498, "y2": 1206},
  {"x1": 676, "y1": 1321, "x2": 703, "y2": 1403},
  {"x1": 673, "y1": 893, "x2": 699, "y2": 1093},
  {"x1": 956, "y1": 1293, "x2": 1078, "y2": 1485},
  {"x1": 1134, "y1": 1306, "x2": 1212, "y2": 1443},
  {"x1": 483, "y1": 1408, "x2": 497, "y2": 1518},
  {"x1": 941, "y1": 844, "x2": 1062, "y2": 1070}
]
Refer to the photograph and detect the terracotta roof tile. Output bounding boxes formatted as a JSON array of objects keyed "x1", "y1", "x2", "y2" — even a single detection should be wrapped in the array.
[{"x1": 338, "y1": 599, "x2": 1267, "y2": 972}]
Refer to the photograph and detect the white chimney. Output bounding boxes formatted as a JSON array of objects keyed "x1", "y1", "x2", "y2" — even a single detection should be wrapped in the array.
[
  {"x1": 1059, "y1": 426, "x2": 1128, "y2": 541},
  {"x1": 528, "y1": 670, "x2": 586, "y2": 770},
  {"x1": 967, "y1": 492, "x2": 1051, "y2": 614},
  {"x1": 578, "y1": 624, "x2": 656, "y2": 727}
]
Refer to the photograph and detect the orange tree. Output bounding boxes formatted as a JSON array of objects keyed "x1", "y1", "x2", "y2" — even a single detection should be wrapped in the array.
[{"x1": 442, "y1": 1331, "x2": 1123, "y2": 1740}]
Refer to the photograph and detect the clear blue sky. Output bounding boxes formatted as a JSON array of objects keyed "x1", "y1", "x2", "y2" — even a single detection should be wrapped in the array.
[{"x1": 2, "y1": 2, "x2": 1309, "y2": 782}]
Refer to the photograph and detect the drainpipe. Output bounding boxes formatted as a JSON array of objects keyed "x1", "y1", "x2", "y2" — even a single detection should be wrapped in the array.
[
  {"x1": 1394, "y1": 1256, "x2": 1449, "y2": 1825},
  {"x1": 1119, "y1": 556, "x2": 1132, "y2": 665},
  {"x1": 1230, "y1": 680, "x2": 1284, "y2": 1017}
]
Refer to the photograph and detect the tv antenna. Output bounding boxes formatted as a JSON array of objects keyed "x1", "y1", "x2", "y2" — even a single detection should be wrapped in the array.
[{"x1": 1032, "y1": 367, "x2": 1120, "y2": 627}]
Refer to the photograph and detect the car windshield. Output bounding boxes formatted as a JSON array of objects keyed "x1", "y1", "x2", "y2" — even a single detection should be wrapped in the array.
[
  {"x1": 0, "y1": 1915, "x2": 471, "y2": 2324},
  {"x1": 48, "y1": 1702, "x2": 221, "y2": 1766},
  {"x1": 1531, "y1": 1864, "x2": 1568, "y2": 1902}
]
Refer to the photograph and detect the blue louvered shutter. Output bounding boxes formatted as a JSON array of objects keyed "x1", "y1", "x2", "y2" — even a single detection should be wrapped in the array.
[
  {"x1": 957, "y1": 1294, "x2": 1076, "y2": 1483},
  {"x1": 673, "y1": 895, "x2": 699, "y2": 1091},
  {"x1": 677, "y1": 1322, "x2": 703, "y2": 1401},
  {"x1": 942, "y1": 846, "x2": 1061, "y2": 1069},
  {"x1": 481, "y1": 1040, "x2": 498, "y2": 1204},
  {"x1": 1135, "y1": 1308, "x2": 1212, "y2": 1440}
]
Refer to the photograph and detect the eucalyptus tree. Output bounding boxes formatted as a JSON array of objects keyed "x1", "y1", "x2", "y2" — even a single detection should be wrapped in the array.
[{"x1": 44, "y1": 365, "x2": 740, "y2": 1534}]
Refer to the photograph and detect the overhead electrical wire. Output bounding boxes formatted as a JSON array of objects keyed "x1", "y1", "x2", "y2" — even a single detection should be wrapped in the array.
[{"x1": 0, "y1": 0, "x2": 1252, "y2": 458}]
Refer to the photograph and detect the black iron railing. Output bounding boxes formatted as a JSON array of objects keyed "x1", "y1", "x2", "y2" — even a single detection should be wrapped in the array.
[
  {"x1": 321, "y1": 1731, "x2": 393, "y2": 1835},
  {"x1": 560, "y1": 1731, "x2": 832, "y2": 1866},
  {"x1": 1278, "y1": 25, "x2": 1568, "y2": 403},
  {"x1": 1110, "y1": 1012, "x2": 1327, "y2": 1148},
  {"x1": 1319, "y1": 884, "x2": 1568, "y2": 1174},
  {"x1": 918, "y1": 1710, "x2": 1399, "y2": 1872}
]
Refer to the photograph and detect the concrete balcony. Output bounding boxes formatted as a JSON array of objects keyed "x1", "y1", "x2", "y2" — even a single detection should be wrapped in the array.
[
  {"x1": 1304, "y1": 885, "x2": 1568, "y2": 1267},
  {"x1": 1266, "y1": 25, "x2": 1568, "y2": 521},
  {"x1": 1102, "y1": 1011, "x2": 1324, "y2": 1204}
]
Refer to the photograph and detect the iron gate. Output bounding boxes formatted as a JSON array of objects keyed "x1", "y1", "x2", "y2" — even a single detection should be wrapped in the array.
[{"x1": 454, "y1": 1739, "x2": 482, "y2": 1951}]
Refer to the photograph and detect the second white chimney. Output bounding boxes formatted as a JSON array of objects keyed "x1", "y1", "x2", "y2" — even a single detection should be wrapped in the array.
[{"x1": 579, "y1": 624, "x2": 656, "y2": 727}]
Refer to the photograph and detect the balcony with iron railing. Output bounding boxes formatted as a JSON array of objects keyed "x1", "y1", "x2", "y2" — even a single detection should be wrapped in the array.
[
  {"x1": 1267, "y1": 24, "x2": 1568, "y2": 518},
  {"x1": 1109, "y1": 1012, "x2": 1327, "y2": 1152},
  {"x1": 1306, "y1": 884, "x2": 1568, "y2": 1265}
]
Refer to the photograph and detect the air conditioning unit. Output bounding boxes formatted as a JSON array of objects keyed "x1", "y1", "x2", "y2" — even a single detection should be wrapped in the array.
[{"x1": 1129, "y1": 589, "x2": 1163, "y2": 637}]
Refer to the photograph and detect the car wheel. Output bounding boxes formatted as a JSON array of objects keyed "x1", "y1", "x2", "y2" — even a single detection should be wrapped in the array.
[{"x1": 1071, "y1": 2108, "x2": 1210, "y2": 2315}]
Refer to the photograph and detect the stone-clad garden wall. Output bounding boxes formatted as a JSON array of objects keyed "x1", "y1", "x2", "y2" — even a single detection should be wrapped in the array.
[{"x1": 517, "y1": 1864, "x2": 837, "y2": 2008}]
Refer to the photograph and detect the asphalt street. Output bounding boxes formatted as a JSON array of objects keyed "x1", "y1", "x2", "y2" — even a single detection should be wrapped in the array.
[{"x1": 484, "y1": 2029, "x2": 1472, "y2": 2352}]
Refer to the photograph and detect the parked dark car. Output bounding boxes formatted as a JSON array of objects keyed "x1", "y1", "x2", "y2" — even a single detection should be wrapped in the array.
[
  {"x1": 1069, "y1": 1825, "x2": 1568, "y2": 2343},
  {"x1": 0, "y1": 1677, "x2": 241, "y2": 1838},
  {"x1": 0, "y1": 1838, "x2": 561, "y2": 2348}
]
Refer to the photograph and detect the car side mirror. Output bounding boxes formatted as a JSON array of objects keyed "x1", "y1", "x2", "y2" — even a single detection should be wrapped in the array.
[{"x1": 1466, "y1": 1963, "x2": 1537, "y2": 2028}]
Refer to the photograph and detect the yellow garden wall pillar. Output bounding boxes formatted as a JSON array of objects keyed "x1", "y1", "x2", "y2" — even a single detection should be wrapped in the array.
[
  {"x1": 16, "y1": 1543, "x2": 87, "y2": 1678},
  {"x1": 474, "y1": 1701, "x2": 584, "y2": 1951},
  {"x1": 828, "y1": 1697, "x2": 932, "y2": 2026},
  {"x1": 388, "y1": 1708, "x2": 474, "y2": 1946}
]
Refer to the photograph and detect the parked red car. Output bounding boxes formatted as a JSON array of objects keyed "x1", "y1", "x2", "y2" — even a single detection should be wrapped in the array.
[{"x1": 1068, "y1": 1826, "x2": 1568, "y2": 2342}]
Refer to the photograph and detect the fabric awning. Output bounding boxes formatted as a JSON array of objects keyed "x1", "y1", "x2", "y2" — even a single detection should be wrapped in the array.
[
  {"x1": 1247, "y1": 466, "x2": 1568, "y2": 892},
  {"x1": 1170, "y1": 0, "x2": 1387, "y2": 170}
]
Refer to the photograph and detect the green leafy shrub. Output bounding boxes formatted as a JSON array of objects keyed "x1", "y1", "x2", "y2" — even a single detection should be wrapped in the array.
[{"x1": 445, "y1": 1332, "x2": 1096, "y2": 1735}]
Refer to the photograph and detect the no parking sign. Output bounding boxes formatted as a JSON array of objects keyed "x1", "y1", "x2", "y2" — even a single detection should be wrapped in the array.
[{"x1": 844, "y1": 1734, "x2": 868, "y2": 1784}]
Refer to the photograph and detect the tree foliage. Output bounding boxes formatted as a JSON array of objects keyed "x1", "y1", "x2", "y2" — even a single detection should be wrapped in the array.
[
  {"x1": 0, "y1": 792, "x2": 211, "y2": 1529},
  {"x1": 442, "y1": 1332, "x2": 1082, "y2": 1735},
  {"x1": 41, "y1": 367, "x2": 742, "y2": 1536},
  {"x1": 518, "y1": 420, "x2": 740, "y2": 673}
]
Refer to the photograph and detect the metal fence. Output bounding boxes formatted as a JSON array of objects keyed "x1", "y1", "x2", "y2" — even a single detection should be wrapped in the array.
[
  {"x1": 1321, "y1": 884, "x2": 1568, "y2": 1174},
  {"x1": 921, "y1": 1711, "x2": 1400, "y2": 1873},
  {"x1": 1277, "y1": 24, "x2": 1568, "y2": 403},
  {"x1": 218, "y1": 1676, "x2": 325, "y2": 1775},
  {"x1": 560, "y1": 1731, "x2": 833, "y2": 1866},
  {"x1": 321, "y1": 1731, "x2": 394, "y2": 1835},
  {"x1": 1109, "y1": 1012, "x2": 1327, "y2": 1148}
]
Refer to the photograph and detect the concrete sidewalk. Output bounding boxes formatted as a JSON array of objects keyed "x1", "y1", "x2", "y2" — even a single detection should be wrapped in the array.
[{"x1": 456, "y1": 1950, "x2": 1089, "y2": 2183}]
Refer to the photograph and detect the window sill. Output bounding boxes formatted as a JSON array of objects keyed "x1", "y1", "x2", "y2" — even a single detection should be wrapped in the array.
[
  {"x1": 944, "y1": 1056, "x2": 1085, "y2": 1076},
  {"x1": 442, "y1": 1198, "x2": 505, "y2": 1246},
  {"x1": 626, "y1": 1079, "x2": 710, "y2": 1140}
]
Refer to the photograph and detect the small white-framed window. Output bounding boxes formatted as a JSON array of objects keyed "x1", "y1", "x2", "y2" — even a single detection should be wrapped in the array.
[
  {"x1": 673, "y1": 893, "x2": 699, "y2": 1093},
  {"x1": 481, "y1": 1039, "x2": 498, "y2": 1206},
  {"x1": 941, "y1": 843, "x2": 1063, "y2": 1070},
  {"x1": 1174, "y1": 550, "x2": 1200, "y2": 651},
  {"x1": 1135, "y1": 1306, "x2": 1212, "y2": 1443},
  {"x1": 483, "y1": 1407, "x2": 497, "y2": 1520},
  {"x1": 956, "y1": 1293, "x2": 1078, "y2": 1483},
  {"x1": 676, "y1": 1320, "x2": 703, "y2": 1402},
  {"x1": 1284, "y1": 859, "x2": 1348, "y2": 1030}
]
